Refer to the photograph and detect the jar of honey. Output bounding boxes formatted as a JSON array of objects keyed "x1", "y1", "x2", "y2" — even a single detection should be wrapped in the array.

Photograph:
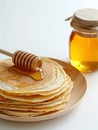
[{"x1": 68, "y1": 8, "x2": 98, "y2": 72}]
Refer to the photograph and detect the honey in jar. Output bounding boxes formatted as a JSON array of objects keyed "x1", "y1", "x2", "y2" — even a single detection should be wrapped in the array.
[{"x1": 68, "y1": 8, "x2": 98, "y2": 72}]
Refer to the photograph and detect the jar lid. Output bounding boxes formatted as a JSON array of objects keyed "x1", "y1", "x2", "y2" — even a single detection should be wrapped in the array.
[
  {"x1": 75, "y1": 8, "x2": 98, "y2": 21},
  {"x1": 74, "y1": 8, "x2": 98, "y2": 26},
  {"x1": 67, "y1": 8, "x2": 98, "y2": 34}
]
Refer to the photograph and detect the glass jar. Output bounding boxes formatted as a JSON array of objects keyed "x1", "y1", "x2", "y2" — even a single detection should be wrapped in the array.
[{"x1": 68, "y1": 8, "x2": 98, "y2": 72}]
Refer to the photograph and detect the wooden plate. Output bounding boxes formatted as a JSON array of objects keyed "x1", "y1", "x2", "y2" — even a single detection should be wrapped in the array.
[{"x1": 0, "y1": 59, "x2": 87, "y2": 122}]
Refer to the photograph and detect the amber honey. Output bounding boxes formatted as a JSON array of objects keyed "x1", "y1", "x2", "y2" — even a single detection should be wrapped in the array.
[{"x1": 69, "y1": 31, "x2": 98, "y2": 72}]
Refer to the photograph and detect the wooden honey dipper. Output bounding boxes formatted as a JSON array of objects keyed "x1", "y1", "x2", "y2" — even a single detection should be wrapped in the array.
[{"x1": 0, "y1": 49, "x2": 43, "y2": 72}]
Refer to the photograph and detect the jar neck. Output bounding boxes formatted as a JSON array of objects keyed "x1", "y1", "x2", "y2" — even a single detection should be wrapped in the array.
[{"x1": 72, "y1": 29, "x2": 98, "y2": 38}]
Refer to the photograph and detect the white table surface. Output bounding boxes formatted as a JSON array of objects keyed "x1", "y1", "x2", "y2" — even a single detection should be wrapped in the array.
[{"x1": 0, "y1": 0, "x2": 98, "y2": 130}]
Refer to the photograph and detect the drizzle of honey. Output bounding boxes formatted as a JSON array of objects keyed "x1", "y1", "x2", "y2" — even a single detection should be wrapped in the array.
[
  {"x1": 0, "y1": 62, "x2": 44, "y2": 89},
  {"x1": 70, "y1": 31, "x2": 98, "y2": 72},
  {"x1": 29, "y1": 69, "x2": 44, "y2": 81},
  {"x1": 10, "y1": 66, "x2": 44, "y2": 81}
]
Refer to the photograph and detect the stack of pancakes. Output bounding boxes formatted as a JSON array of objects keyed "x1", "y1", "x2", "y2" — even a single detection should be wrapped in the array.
[{"x1": 0, "y1": 58, "x2": 73, "y2": 117}]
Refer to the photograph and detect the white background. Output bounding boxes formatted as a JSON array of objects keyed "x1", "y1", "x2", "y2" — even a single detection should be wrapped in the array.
[{"x1": 0, "y1": 0, "x2": 98, "y2": 130}]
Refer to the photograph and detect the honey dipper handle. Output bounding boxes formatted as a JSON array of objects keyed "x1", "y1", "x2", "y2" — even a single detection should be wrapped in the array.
[{"x1": 0, "y1": 49, "x2": 13, "y2": 57}]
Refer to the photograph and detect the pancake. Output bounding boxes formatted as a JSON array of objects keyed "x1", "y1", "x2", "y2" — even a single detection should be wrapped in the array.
[
  {"x1": 0, "y1": 87, "x2": 72, "y2": 105},
  {"x1": 0, "y1": 57, "x2": 73, "y2": 117}
]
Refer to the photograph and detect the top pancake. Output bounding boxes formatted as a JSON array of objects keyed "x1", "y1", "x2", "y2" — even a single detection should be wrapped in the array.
[{"x1": 0, "y1": 58, "x2": 68, "y2": 96}]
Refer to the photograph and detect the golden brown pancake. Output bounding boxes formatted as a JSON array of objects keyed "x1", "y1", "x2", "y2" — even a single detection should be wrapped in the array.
[{"x1": 0, "y1": 57, "x2": 73, "y2": 117}]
